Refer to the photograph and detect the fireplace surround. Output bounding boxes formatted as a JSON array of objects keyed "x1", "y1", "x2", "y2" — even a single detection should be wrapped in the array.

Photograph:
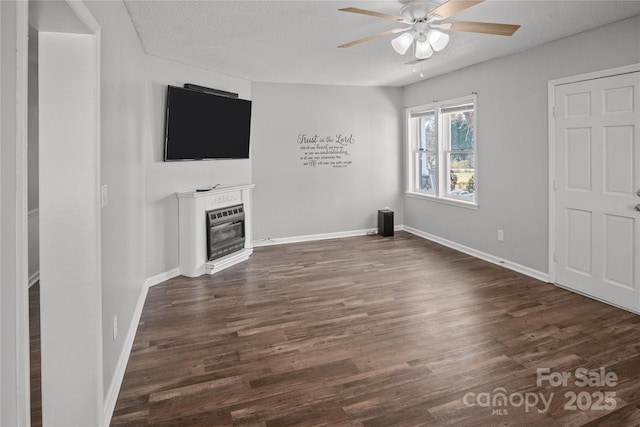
[{"x1": 176, "y1": 184, "x2": 254, "y2": 277}]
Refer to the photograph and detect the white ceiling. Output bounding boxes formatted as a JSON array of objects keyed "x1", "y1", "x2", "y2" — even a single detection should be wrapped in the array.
[{"x1": 123, "y1": 0, "x2": 640, "y2": 87}]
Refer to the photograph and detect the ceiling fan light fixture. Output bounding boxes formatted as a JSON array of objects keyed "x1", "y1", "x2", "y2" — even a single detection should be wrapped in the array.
[
  {"x1": 415, "y1": 39, "x2": 433, "y2": 59},
  {"x1": 391, "y1": 32, "x2": 414, "y2": 55},
  {"x1": 427, "y1": 29, "x2": 450, "y2": 52},
  {"x1": 337, "y1": 1, "x2": 520, "y2": 72}
]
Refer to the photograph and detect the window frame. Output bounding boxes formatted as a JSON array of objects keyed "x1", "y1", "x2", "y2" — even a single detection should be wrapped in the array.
[{"x1": 405, "y1": 94, "x2": 478, "y2": 209}]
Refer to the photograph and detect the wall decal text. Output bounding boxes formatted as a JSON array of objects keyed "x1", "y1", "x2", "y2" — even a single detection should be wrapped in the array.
[{"x1": 297, "y1": 133, "x2": 356, "y2": 169}]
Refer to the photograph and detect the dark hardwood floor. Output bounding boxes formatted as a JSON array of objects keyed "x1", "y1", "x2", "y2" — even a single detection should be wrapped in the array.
[
  {"x1": 29, "y1": 282, "x2": 42, "y2": 427},
  {"x1": 110, "y1": 231, "x2": 640, "y2": 426}
]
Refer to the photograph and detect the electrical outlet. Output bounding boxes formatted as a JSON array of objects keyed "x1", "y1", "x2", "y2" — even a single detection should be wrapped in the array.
[
  {"x1": 113, "y1": 315, "x2": 118, "y2": 341},
  {"x1": 497, "y1": 229, "x2": 504, "y2": 242}
]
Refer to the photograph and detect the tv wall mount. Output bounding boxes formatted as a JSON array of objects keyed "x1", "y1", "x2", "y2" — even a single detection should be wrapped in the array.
[{"x1": 183, "y1": 83, "x2": 238, "y2": 99}]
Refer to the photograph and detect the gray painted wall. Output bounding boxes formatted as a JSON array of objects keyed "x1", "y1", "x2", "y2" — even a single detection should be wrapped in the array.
[
  {"x1": 251, "y1": 83, "x2": 404, "y2": 241},
  {"x1": 39, "y1": 30, "x2": 102, "y2": 425},
  {"x1": 1, "y1": 2, "x2": 21, "y2": 424},
  {"x1": 28, "y1": 25, "x2": 39, "y2": 283},
  {"x1": 143, "y1": 56, "x2": 251, "y2": 280},
  {"x1": 85, "y1": 1, "x2": 148, "y2": 400},
  {"x1": 84, "y1": 1, "x2": 252, "y2": 400},
  {"x1": 28, "y1": 25, "x2": 38, "y2": 212},
  {"x1": 402, "y1": 15, "x2": 640, "y2": 275}
]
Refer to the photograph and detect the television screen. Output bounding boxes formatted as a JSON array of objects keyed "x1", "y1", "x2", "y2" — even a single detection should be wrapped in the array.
[{"x1": 164, "y1": 85, "x2": 252, "y2": 161}]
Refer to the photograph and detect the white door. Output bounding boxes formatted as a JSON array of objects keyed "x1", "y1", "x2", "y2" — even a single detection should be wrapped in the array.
[{"x1": 554, "y1": 71, "x2": 640, "y2": 313}]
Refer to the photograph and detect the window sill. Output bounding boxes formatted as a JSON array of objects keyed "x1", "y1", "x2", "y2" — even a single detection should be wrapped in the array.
[{"x1": 405, "y1": 191, "x2": 479, "y2": 210}]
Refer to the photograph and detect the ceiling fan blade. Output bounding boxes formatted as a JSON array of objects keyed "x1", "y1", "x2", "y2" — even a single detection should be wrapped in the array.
[
  {"x1": 338, "y1": 27, "x2": 410, "y2": 49},
  {"x1": 339, "y1": 7, "x2": 407, "y2": 23},
  {"x1": 428, "y1": 0, "x2": 484, "y2": 20},
  {"x1": 445, "y1": 21, "x2": 521, "y2": 36},
  {"x1": 405, "y1": 58, "x2": 429, "y2": 65}
]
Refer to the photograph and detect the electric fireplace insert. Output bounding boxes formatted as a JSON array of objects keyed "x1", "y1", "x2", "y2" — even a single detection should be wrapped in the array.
[{"x1": 206, "y1": 204, "x2": 245, "y2": 261}]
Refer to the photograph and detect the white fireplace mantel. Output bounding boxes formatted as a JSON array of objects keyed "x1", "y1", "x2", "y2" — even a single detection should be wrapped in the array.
[{"x1": 176, "y1": 184, "x2": 254, "y2": 277}]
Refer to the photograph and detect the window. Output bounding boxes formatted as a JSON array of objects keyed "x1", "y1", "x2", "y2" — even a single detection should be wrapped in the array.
[{"x1": 406, "y1": 95, "x2": 477, "y2": 207}]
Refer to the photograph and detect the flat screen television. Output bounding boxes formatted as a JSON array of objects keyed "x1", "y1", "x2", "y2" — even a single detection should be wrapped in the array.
[{"x1": 164, "y1": 85, "x2": 252, "y2": 161}]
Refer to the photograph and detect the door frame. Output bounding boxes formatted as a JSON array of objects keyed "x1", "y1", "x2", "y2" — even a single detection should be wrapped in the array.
[
  {"x1": 12, "y1": 2, "x2": 31, "y2": 424},
  {"x1": 548, "y1": 63, "x2": 640, "y2": 290}
]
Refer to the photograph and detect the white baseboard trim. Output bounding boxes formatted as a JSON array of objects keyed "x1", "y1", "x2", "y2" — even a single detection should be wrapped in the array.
[
  {"x1": 145, "y1": 267, "x2": 181, "y2": 288},
  {"x1": 28, "y1": 271, "x2": 40, "y2": 288},
  {"x1": 252, "y1": 225, "x2": 405, "y2": 247},
  {"x1": 103, "y1": 281, "x2": 149, "y2": 427},
  {"x1": 403, "y1": 225, "x2": 549, "y2": 283},
  {"x1": 103, "y1": 267, "x2": 180, "y2": 426}
]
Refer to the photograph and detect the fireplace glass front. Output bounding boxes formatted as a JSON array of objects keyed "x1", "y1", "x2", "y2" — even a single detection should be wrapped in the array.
[{"x1": 206, "y1": 204, "x2": 245, "y2": 261}]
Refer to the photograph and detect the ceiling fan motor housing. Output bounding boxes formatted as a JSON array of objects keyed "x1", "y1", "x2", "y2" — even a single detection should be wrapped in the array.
[{"x1": 399, "y1": 0, "x2": 444, "y2": 22}]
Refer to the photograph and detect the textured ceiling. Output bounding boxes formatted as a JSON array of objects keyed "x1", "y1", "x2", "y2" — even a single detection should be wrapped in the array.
[{"x1": 124, "y1": 0, "x2": 640, "y2": 87}]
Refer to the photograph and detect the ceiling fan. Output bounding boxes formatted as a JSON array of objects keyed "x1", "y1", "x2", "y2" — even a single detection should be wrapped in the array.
[{"x1": 338, "y1": 0, "x2": 520, "y2": 63}]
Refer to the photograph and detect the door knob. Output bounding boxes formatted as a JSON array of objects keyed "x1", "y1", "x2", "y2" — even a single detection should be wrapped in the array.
[
  {"x1": 636, "y1": 204, "x2": 640, "y2": 212},
  {"x1": 637, "y1": 189, "x2": 640, "y2": 197}
]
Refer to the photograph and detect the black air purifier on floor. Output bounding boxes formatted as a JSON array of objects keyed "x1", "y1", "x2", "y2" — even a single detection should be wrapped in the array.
[{"x1": 378, "y1": 209, "x2": 394, "y2": 237}]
